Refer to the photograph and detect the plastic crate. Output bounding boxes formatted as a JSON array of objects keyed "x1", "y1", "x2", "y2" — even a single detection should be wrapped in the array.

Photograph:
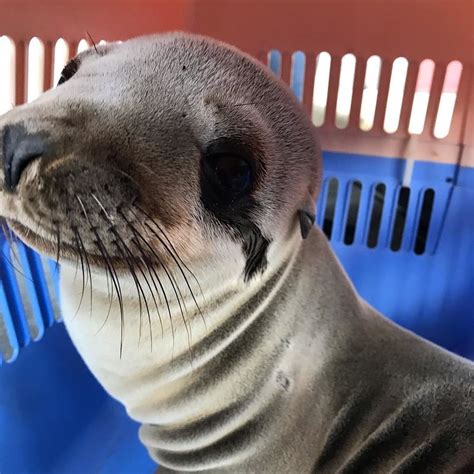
[{"x1": 0, "y1": 1, "x2": 473, "y2": 472}]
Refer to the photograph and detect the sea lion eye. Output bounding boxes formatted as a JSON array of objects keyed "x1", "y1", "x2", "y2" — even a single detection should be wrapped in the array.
[
  {"x1": 212, "y1": 154, "x2": 252, "y2": 193},
  {"x1": 203, "y1": 152, "x2": 253, "y2": 200},
  {"x1": 57, "y1": 58, "x2": 79, "y2": 86}
]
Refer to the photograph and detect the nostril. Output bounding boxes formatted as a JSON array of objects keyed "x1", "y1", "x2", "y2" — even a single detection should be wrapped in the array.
[{"x1": 2, "y1": 125, "x2": 45, "y2": 191}]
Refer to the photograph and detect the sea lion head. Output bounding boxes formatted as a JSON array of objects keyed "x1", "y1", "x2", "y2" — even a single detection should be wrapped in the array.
[{"x1": 0, "y1": 32, "x2": 321, "y2": 291}]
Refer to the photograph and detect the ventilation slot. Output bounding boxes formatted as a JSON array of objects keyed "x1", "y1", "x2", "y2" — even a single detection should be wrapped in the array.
[
  {"x1": 335, "y1": 54, "x2": 356, "y2": 129},
  {"x1": 77, "y1": 39, "x2": 90, "y2": 54},
  {"x1": 322, "y1": 178, "x2": 338, "y2": 239},
  {"x1": 9, "y1": 244, "x2": 43, "y2": 341},
  {"x1": 312, "y1": 52, "x2": 331, "y2": 126},
  {"x1": 390, "y1": 187, "x2": 410, "y2": 251},
  {"x1": 0, "y1": 281, "x2": 18, "y2": 364},
  {"x1": 268, "y1": 50, "x2": 282, "y2": 78},
  {"x1": 408, "y1": 59, "x2": 435, "y2": 134},
  {"x1": 0, "y1": 36, "x2": 15, "y2": 115},
  {"x1": 43, "y1": 257, "x2": 62, "y2": 322},
  {"x1": 414, "y1": 189, "x2": 435, "y2": 255},
  {"x1": 434, "y1": 61, "x2": 463, "y2": 139},
  {"x1": 360, "y1": 55, "x2": 381, "y2": 131},
  {"x1": 53, "y1": 38, "x2": 69, "y2": 86},
  {"x1": 290, "y1": 51, "x2": 305, "y2": 102},
  {"x1": 383, "y1": 57, "x2": 409, "y2": 133},
  {"x1": 343, "y1": 181, "x2": 362, "y2": 245},
  {"x1": 27, "y1": 37, "x2": 45, "y2": 103},
  {"x1": 367, "y1": 183, "x2": 386, "y2": 248}
]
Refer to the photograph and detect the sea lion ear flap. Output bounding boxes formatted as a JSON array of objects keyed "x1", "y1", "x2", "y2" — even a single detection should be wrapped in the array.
[{"x1": 298, "y1": 192, "x2": 316, "y2": 239}]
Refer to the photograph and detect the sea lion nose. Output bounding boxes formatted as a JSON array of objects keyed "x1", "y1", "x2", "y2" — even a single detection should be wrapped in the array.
[{"x1": 2, "y1": 124, "x2": 45, "y2": 191}]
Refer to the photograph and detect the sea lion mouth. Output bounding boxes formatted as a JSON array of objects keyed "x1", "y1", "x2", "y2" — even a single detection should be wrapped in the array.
[
  {"x1": 4, "y1": 196, "x2": 182, "y2": 272},
  {"x1": 6, "y1": 202, "x2": 205, "y2": 313}
]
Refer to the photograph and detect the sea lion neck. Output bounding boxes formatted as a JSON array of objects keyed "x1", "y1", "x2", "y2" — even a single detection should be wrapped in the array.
[{"x1": 59, "y1": 224, "x2": 303, "y2": 368}]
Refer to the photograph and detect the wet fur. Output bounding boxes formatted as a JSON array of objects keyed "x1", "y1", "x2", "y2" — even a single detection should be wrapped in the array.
[{"x1": 0, "y1": 33, "x2": 473, "y2": 473}]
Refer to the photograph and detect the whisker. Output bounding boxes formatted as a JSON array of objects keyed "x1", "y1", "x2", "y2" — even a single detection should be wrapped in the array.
[
  {"x1": 2, "y1": 222, "x2": 23, "y2": 268},
  {"x1": 0, "y1": 221, "x2": 34, "y2": 282},
  {"x1": 232, "y1": 101, "x2": 267, "y2": 107},
  {"x1": 135, "y1": 162, "x2": 160, "y2": 179},
  {"x1": 2, "y1": 225, "x2": 26, "y2": 270},
  {"x1": 93, "y1": 228, "x2": 125, "y2": 358},
  {"x1": 91, "y1": 193, "x2": 144, "y2": 343},
  {"x1": 127, "y1": 214, "x2": 189, "y2": 320},
  {"x1": 74, "y1": 225, "x2": 94, "y2": 319},
  {"x1": 133, "y1": 206, "x2": 206, "y2": 331},
  {"x1": 54, "y1": 223, "x2": 61, "y2": 271},
  {"x1": 121, "y1": 225, "x2": 166, "y2": 339},
  {"x1": 106, "y1": 211, "x2": 165, "y2": 341},
  {"x1": 135, "y1": 246, "x2": 168, "y2": 342},
  {"x1": 76, "y1": 194, "x2": 125, "y2": 357},
  {"x1": 143, "y1": 220, "x2": 202, "y2": 326},
  {"x1": 135, "y1": 253, "x2": 165, "y2": 339},
  {"x1": 138, "y1": 224, "x2": 192, "y2": 348},
  {"x1": 111, "y1": 227, "x2": 157, "y2": 351},
  {"x1": 135, "y1": 205, "x2": 205, "y2": 301},
  {"x1": 115, "y1": 168, "x2": 142, "y2": 189},
  {"x1": 86, "y1": 31, "x2": 100, "y2": 55},
  {"x1": 130, "y1": 220, "x2": 193, "y2": 365},
  {"x1": 71, "y1": 227, "x2": 87, "y2": 318},
  {"x1": 112, "y1": 235, "x2": 147, "y2": 349},
  {"x1": 72, "y1": 242, "x2": 80, "y2": 283},
  {"x1": 91, "y1": 193, "x2": 113, "y2": 220},
  {"x1": 120, "y1": 212, "x2": 175, "y2": 357}
]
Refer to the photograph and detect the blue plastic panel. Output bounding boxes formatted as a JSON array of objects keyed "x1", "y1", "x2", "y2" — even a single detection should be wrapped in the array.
[
  {"x1": 0, "y1": 236, "x2": 60, "y2": 365},
  {"x1": 322, "y1": 153, "x2": 474, "y2": 359}
]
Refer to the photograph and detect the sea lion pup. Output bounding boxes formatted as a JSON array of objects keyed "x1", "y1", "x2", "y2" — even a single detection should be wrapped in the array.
[{"x1": 0, "y1": 33, "x2": 472, "y2": 473}]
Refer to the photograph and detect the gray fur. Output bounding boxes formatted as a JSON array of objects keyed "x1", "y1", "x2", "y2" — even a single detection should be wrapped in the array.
[{"x1": 0, "y1": 33, "x2": 472, "y2": 473}]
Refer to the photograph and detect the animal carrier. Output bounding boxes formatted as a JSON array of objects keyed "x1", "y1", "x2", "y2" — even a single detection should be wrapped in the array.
[{"x1": 0, "y1": 1, "x2": 473, "y2": 472}]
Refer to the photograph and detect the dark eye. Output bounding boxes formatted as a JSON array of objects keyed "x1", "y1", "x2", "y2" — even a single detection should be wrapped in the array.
[
  {"x1": 203, "y1": 153, "x2": 253, "y2": 201},
  {"x1": 57, "y1": 58, "x2": 79, "y2": 86},
  {"x1": 213, "y1": 154, "x2": 251, "y2": 192}
]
